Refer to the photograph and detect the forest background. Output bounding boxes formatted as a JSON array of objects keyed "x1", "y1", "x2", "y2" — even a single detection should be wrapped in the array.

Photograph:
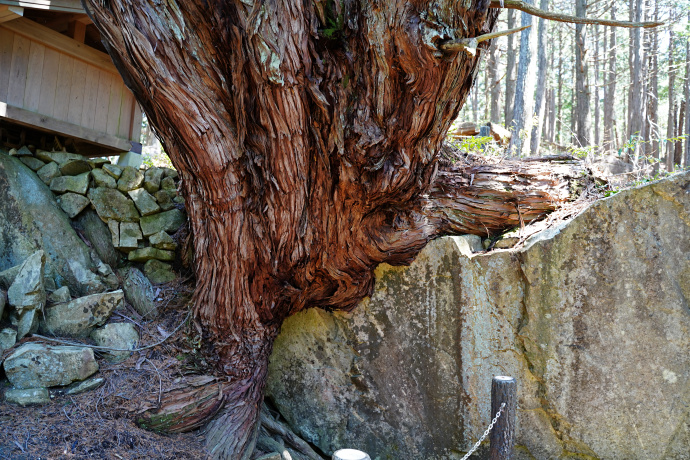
[{"x1": 452, "y1": 0, "x2": 690, "y2": 174}]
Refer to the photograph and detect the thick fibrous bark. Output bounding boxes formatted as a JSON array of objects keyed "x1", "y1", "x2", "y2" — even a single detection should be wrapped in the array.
[{"x1": 83, "y1": 1, "x2": 580, "y2": 457}]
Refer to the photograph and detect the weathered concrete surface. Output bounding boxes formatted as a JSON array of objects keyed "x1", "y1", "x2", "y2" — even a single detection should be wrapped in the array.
[
  {"x1": 267, "y1": 173, "x2": 690, "y2": 460},
  {"x1": 0, "y1": 154, "x2": 106, "y2": 296}
]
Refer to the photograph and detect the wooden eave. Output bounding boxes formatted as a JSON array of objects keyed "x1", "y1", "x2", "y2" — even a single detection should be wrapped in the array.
[{"x1": 0, "y1": 0, "x2": 83, "y2": 14}]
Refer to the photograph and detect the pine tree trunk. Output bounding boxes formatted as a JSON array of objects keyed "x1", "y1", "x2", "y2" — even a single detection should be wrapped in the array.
[
  {"x1": 666, "y1": 13, "x2": 676, "y2": 172},
  {"x1": 628, "y1": 0, "x2": 645, "y2": 160},
  {"x1": 603, "y1": 11, "x2": 617, "y2": 153},
  {"x1": 594, "y1": 24, "x2": 600, "y2": 147},
  {"x1": 83, "y1": 1, "x2": 585, "y2": 458},
  {"x1": 684, "y1": 12, "x2": 690, "y2": 167},
  {"x1": 646, "y1": 0, "x2": 659, "y2": 171},
  {"x1": 489, "y1": 36, "x2": 502, "y2": 124},
  {"x1": 529, "y1": 0, "x2": 549, "y2": 155},
  {"x1": 509, "y1": 0, "x2": 538, "y2": 155},
  {"x1": 575, "y1": 0, "x2": 591, "y2": 147},
  {"x1": 505, "y1": 9, "x2": 518, "y2": 127}
]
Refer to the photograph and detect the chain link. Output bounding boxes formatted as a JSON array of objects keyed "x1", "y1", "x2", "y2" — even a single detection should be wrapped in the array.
[{"x1": 459, "y1": 402, "x2": 506, "y2": 460}]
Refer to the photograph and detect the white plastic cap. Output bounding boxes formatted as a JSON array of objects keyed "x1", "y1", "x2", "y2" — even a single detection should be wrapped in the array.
[{"x1": 332, "y1": 449, "x2": 371, "y2": 460}]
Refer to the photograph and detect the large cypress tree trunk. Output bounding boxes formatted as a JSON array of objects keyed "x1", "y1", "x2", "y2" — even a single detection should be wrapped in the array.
[{"x1": 83, "y1": 1, "x2": 582, "y2": 458}]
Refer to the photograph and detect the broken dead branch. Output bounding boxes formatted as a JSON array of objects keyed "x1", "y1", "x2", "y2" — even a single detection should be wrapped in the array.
[
  {"x1": 489, "y1": 0, "x2": 664, "y2": 28},
  {"x1": 440, "y1": 25, "x2": 531, "y2": 55}
]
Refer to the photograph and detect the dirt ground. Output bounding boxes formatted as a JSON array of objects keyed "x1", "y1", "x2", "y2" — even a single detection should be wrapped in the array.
[
  {"x1": 0, "y1": 283, "x2": 212, "y2": 460},
  {"x1": 0, "y1": 154, "x2": 620, "y2": 459}
]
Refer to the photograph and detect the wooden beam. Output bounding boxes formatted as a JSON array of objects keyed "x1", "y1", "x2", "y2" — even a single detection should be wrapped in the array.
[
  {"x1": 0, "y1": 101, "x2": 132, "y2": 152},
  {"x1": 68, "y1": 19, "x2": 86, "y2": 43},
  {"x1": 0, "y1": 1, "x2": 83, "y2": 14},
  {"x1": 0, "y1": 17, "x2": 117, "y2": 73},
  {"x1": 0, "y1": 5, "x2": 23, "y2": 23}
]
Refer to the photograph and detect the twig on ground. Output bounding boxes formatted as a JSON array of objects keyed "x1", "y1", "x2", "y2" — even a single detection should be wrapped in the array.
[
  {"x1": 145, "y1": 357, "x2": 164, "y2": 406},
  {"x1": 30, "y1": 311, "x2": 190, "y2": 352}
]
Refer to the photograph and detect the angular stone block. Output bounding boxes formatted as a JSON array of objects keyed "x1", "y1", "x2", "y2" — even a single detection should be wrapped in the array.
[
  {"x1": 4, "y1": 343, "x2": 98, "y2": 389},
  {"x1": 49, "y1": 172, "x2": 90, "y2": 195},
  {"x1": 42, "y1": 290, "x2": 124, "y2": 338}
]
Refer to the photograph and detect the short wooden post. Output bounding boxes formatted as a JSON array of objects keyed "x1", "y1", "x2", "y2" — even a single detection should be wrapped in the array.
[
  {"x1": 489, "y1": 376, "x2": 517, "y2": 460},
  {"x1": 332, "y1": 449, "x2": 371, "y2": 460}
]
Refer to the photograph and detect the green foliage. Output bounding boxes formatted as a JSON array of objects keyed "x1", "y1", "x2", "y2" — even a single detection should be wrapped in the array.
[{"x1": 320, "y1": 0, "x2": 346, "y2": 40}]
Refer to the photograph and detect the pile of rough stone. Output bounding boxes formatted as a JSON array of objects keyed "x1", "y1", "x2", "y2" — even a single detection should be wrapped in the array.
[
  {"x1": 0, "y1": 250, "x2": 136, "y2": 406},
  {"x1": 9, "y1": 145, "x2": 185, "y2": 284},
  {"x1": 0, "y1": 146, "x2": 186, "y2": 407}
]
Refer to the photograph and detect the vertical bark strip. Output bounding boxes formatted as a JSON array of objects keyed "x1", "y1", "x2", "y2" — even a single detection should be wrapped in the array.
[{"x1": 82, "y1": 1, "x2": 583, "y2": 457}]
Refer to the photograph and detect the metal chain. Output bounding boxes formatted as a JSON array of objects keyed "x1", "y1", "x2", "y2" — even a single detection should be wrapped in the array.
[{"x1": 460, "y1": 402, "x2": 506, "y2": 460}]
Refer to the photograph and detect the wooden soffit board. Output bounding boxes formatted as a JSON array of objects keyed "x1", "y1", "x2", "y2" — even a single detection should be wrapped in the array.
[
  {"x1": 0, "y1": 5, "x2": 23, "y2": 23},
  {"x1": 0, "y1": 1, "x2": 83, "y2": 14},
  {"x1": 0, "y1": 16, "x2": 117, "y2": 73},
  {"x1": 0, "y1": 102, "x2": 133, "y2": 152}
]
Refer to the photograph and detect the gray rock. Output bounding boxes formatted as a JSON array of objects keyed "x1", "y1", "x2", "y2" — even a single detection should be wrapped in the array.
[
  {"x1": 54, "y1": 376, "x2": 105, "y2": 396},
  {"x1": 493, "y1": 236, "x2": 520, "y2": 249},
  {"x1": 117, "y1": 166, "x2": 144, "y2": 192},
  {"x1": 35, "y1": 150, "x2": 85, "y2": 165},
  {"x1": 16, "y1": 309, "x2": 40, "y2": 339},
  {"x1": 4, "y1": 388, "x2": 51, "y2": 406},
  {"x1": 160, "y1": 176, "x2": 176, "y2": 191},
  {"x1": 154, "y1": 190, "x2": 175, "y2": 211},
  {"x1": 267, "y1": 173, "x2": 690, "y2": 460},
  {"x1": 108, "y1": 220, "x2": 120, "y2": 247},
  {"x1": 91, "y1": 322, "x2": 139, "y2": 362},
  {"x1": 3, "y1": 343, "x2": 98, "y2": 389},
  {"x1": 118, "y1": 222, "x2": 142, "y2": 250},
  {"x1": 59, "y1": 159, "x2": 92, "y2": 176},
  {"x1": 143, "y1": 259, "x2": 176, "y2": 284},
  {"x1": 92, "y1": 168, "x2": 117, "y2": 188},
  {"x1": 149, "y1": 231, "x2": 177, "y2": 251},
  {"x1": 139, "y1": 209, "x2": 185, "y2": 236},
  {"x1": 128, "y1": 188, "x2": 161, "y2": 216},
  {"x1": 42, "y1": 290, "x2": 124, "y2": 338},
  {"x1": 36, "y1": 161, "x2": 61, "y2": 185},
  {"x1": 8, "y1": 251, "x2": 46, "y2": 315},
  {"x1": 0, "y1": 289, "x2": 4, "y2": 318},
  {"x1": 453, "y1": 235, "x2": 483, "y2": 256},
  {"x1": 48, "y1": 286, "x2": 71, "y2": 304},
  {"x1": 15, "y1": 146, "x2": 33, "y2": 157},
  {"x1": 49, "y1": 172, "x2": 90, "y2": 195},
  {"x1": 87, "y1": 187, "x2": 140, "y2": 222},
  {"x1": 255, "y1": 454, "x2": 282, "y2": 460},
  {"x1": 19, "y1": 156, "x2": 46, "y2": 171},
  {"x1": 88, "y1": 158, "x2": 110, "y2": 168},
  {"x1": 57, "y1": 192, "x2": 90, "y2": 218},
  {"x1": 173, "y1": 195, "x2": 185, "y2": 204},
  {"x1": 0, "y1": 328, "x2": 16, "y2": 352},
  {"x1": 128, "y1": 247, "x2": 175, "y2": 262},
  {"x1": 144, "y1": 167, "x2": 165, "y2": 194},
  {"x1": 0, "y1": 155, "x2": 105, "y2": 296},
  {"x1": 121, "y1": 267, "x2": 157, "y2": 318},
  {"x1": 102, "y1": 163, "x2": 123, "y2": 179},
  {"x1": 72, "y1": 209, "x2": 121, "y2": 269},
  {"x1": 0, "y1": 265, "x2": 20, "y2": 289},
  {"x1": 93, "y1": 259, "x2": 119, "y2": 290},
  {"x1": 161, "y1": 167, "x2": 178, "y2": 179}
]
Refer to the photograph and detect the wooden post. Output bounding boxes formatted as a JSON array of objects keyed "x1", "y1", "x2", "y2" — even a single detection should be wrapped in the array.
[{"x1": 489, "y1": 376, "x2": 517, "y2": 460}]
